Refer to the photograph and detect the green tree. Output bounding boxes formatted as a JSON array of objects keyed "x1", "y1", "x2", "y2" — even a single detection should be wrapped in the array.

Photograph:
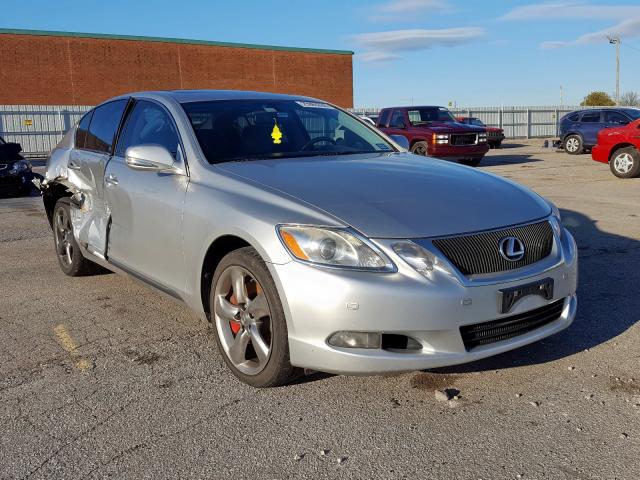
[{"x1": 580, "y1": 91, "x2": 616, "y2": 106}]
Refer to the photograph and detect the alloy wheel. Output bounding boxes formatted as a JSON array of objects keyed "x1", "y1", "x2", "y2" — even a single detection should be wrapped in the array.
[
  {"x1": 613, "y1": 153, "x2": 634, "y2": 174},
  {"x1": 54, "y1": 206, "x2": 74, "y2": 268},
  {"x1": 565, "y1": 137, "x2": 579, "y2": 153},
  {"x1": 213, "y1": 266, "x2": 272, "y2": 375}
]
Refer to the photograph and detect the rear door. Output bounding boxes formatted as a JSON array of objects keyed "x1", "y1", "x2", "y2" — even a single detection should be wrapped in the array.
[
  {"x1": 104, "y1": 99, "x2": 189, "y2": 297},
  {"x1": 579, "y1": 110, "x2": 604, "y2": 146},
  {"x1": 68, "y1": 100, "x2": 128, "y2": 257}
]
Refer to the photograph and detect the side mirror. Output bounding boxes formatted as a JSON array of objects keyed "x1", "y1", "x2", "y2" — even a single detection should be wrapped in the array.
[
  {"x1": 125, "y1": 144, "x2": 175, "y2": 172},
  {"x1": 389, "y1": 134, "x2": 410, "y2": 151}
]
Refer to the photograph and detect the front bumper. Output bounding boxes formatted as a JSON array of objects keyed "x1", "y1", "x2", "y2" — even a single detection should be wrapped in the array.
[
  {"x1": 591, "y1": 144, "x2": 609, "y2": 164},
  {"x1": 272, "y1": 226, "x2": 578, "y2": 375},
  {"x1": 427, "y1": 143, "x2": 489, "y2": 160}
]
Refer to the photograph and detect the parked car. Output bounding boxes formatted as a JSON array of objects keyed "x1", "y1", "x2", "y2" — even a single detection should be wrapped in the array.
[
  {"x1": 41, "y1": 90, "x2": 577, "y2": 387},
  {"x1": 359, "y1": 115, "x2": 376, "y2": 127},
  {"x1": 0, "y1": 136, "x2": 34, "y2": 197},
  {"x1": 456, "y1": 117, "x2": 505, "y2": 148},
  {"x1": 592, "y1": 118, "x2": 640, "y2": 178},
  {"x1": 377, "y1": 106, "x2": 489, "y2": 166},
  {"x1": 559, "y1": 108, "x2": 640, "y2": 155}
]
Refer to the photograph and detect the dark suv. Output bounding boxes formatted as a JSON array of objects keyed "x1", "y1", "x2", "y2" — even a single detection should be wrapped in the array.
[{"x1": 559, "y1": 108, "x2": 640, "y2": 155}]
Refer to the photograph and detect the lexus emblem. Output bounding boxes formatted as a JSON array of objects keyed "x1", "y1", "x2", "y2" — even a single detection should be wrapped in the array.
[{"x1": 499, "y1": 237, "x2": 525, "y2": 262}]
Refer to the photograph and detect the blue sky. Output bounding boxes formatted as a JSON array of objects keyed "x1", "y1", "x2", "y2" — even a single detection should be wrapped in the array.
[{"x1": 3, "y1": 0, "x2": 640, "y2": 107}]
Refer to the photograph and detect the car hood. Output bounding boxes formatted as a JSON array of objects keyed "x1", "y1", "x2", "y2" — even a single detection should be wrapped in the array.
[
  {"x1": 414, "y1": 122, "x2": 485, "y2": 133},
  {"x1": 216, "y1": 153, "x2": 551, "y2": 239}
]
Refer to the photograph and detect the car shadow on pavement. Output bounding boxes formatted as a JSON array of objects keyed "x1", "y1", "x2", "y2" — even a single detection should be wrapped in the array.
[
  {"x1": 481, "y1": 155, "x2": 541, "y2": 167},
  {"x1": 432, "y1": 208, "x2": 640, "y2": 373}
]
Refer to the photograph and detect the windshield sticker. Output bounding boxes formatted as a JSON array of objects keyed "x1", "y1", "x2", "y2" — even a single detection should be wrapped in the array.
[
  {"x1": 295, "y1": 101, "x2": 332, "y2": 109},
  {"x1": 271, "y1": 122, "x2": 283, "y2": 144},
  {"x1": 376, "y1": 143, "x2": 392, "y2": 150}
]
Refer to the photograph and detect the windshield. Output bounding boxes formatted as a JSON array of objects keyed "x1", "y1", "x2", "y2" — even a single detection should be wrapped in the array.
[
  {"x1": 181, "y1": 100, "x2": 395, "y2": 164},
  {"x1": 407, "y1": 107, "x2": 456, "y2": 125}
]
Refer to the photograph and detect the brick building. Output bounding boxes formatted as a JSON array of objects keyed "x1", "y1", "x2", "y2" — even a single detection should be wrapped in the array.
[{"x1": 0, "y1": 29, "x2": 353, "y2": 107}]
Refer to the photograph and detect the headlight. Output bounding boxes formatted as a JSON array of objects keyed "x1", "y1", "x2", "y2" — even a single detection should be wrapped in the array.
[
  {"x1": 546, "y1": 200, "x2": 562, "y2": 236},
  {"x1": 432, "y1": 133, "x2": 449, "y2": 145},
  {"x1": 9, "y1": 160, "x2": 30, "y2": 174},
  {"x1": 392, "y1": 241, "x2": 455, "y2": 279},
  {"x1": 277, "y1": 225, "x2": 395, "y2": 271}
]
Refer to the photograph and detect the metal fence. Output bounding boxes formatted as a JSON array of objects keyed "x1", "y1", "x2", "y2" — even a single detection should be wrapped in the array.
[
  {"x1": 0, "y1": 105, "x2": 91, "y2": 157},
  {"x1": 352, "y1": 105, "x2": 594, "y2": 139},
  {"x1": 0, "y1": 103, "x2": 600, "y2": 157}
]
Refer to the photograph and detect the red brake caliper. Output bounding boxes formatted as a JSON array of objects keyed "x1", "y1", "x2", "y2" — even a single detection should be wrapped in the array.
[{"x1": 229, "y1": 292, "x2": 242, "y2": 335}]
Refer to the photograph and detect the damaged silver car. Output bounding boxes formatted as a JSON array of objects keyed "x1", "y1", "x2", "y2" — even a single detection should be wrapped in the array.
[{"x1": 42, "y1": 90, "x2": 578, "y2": 388}]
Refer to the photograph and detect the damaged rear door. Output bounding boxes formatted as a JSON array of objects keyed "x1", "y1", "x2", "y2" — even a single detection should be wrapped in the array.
[{"x1": 68, "y1": 99, "x2": 129, "y2": 257}]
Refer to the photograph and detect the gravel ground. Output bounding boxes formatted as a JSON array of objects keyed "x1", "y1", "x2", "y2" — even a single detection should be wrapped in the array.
[{"x1": 1, "y1": 143, "x2": 639, "y2": 479}]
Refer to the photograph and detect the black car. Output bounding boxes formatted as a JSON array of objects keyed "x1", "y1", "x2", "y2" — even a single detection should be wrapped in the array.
[
  {"x1": 559, "y1": 108, "x2": 640, "y2": 155},
  {"x1": 0, "y1": 136, "x2": 34, "y2": 196}
]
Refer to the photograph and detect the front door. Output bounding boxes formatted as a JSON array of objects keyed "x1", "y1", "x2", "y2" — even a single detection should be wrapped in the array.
[{"x1": 104, "y1": 100, "x2": 189, "y2": 297}]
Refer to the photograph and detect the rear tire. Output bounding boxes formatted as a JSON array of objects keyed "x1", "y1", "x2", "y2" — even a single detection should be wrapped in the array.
[
  {"x1": 564, "y1": 135, "x2": 583, "y2": 155},
  {"x1": 610, "y1": 147, "x2": 640, "y2": 178},
  {"x1": 410, "y1": 141, "x2": 429, "y2": 156},
  {"x1": 459, "y1": 158, "x2": 482, "y2": 167},
  {"x1": 53, "y1": 198, "x2": 102, "y2": 276},
  {"x1": 209, "y1": 247, "x2": 301, "y2": 387}
]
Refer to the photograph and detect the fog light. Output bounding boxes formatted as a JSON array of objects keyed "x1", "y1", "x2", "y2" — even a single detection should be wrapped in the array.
[{"x1": 328, "y1": 331, "x2": 382, "y2": 349}]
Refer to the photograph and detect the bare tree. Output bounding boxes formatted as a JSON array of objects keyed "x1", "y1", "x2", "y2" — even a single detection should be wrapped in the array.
[{"x1": 619, "y1": 91, "x2": 640, "y2": 107}]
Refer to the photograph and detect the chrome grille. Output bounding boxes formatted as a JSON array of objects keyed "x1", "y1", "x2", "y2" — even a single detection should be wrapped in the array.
[
  {"x1": 432, "y1": 221, "x2": 554, "y2": 275},
  {"x1": 450, "y1": 134, "x2": 477, "y2": 146},
  {"x1": 460, "y1": 299, "x2": 565, "y2": 350}
]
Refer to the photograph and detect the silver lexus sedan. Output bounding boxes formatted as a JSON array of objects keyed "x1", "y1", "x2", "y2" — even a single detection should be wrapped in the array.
[{"x1": 41, "y1": 90, "x2": 578, "y2": 387}]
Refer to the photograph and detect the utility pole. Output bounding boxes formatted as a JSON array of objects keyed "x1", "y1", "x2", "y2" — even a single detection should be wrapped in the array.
[
  {"x1": 560, "y1": 85, "x2": 563, "y2": 107},
  {"x1": 608, "y1": 35, "x2": 620, "y2": 104}
]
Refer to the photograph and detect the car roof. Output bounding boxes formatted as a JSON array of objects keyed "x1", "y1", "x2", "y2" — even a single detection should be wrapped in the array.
[
  {"x1": 107, "y1": 89, "x2": 323, "y2": 105},
  {"x1": 382, "y1": 105, "x2": 444, "y2": 110}
]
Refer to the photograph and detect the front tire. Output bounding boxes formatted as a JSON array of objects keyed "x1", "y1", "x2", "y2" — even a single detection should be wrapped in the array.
[
  {"x1": 564, "y1": 135, "x2": 583, "y2": 155},
  {"x1": 210, "y1": 247, "x2": 300, "y2": 387},
  {"x1": 53, "y1": 198, "x2": 101, "y2": 276},
  {"x1": 410, "y1": 141, "x2": 429, "y2": 156},
  {"x1": 610, "y1": 147, "x2": 640, "y2": 178}
]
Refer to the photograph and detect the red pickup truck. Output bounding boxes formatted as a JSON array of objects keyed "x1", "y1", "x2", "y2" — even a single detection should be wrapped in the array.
[
  {"x1": 377, "y1": 106, "x2": 489, "y2": 166},
  {"x1": 592, "y1": 118, "x2": 640, "y2": 178}
]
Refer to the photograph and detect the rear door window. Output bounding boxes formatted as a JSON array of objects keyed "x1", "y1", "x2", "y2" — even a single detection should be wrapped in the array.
[
  {"x1": 116, "y1": 100, "x2": 180, "y2": 158},
  {"x1": 85, "y1": 100, "x2": 128, "y2": 154},
  {"x1": 389, "y1": 110, "x2": 406, "y2": 128},
  {"x1": 377, "y1": 110, "x2": 391, "y2": 127},
  {"x1": 580, "y1": 111, "x2": 601, "y2": 123},
  {"x1": 75, "y1": 111, "x2": 93, "y2": 149}
]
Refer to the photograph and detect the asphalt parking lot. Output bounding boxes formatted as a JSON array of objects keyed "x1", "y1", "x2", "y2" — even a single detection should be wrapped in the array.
[{"x1": 1, "y1": 142, "x2": 639, "y2": 480}]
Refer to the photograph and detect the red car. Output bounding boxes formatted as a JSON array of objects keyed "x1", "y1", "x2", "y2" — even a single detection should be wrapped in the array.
[
  {"x1": 377, "y1": 106, "x2": 489, "y2": 166},
  {"x1": 591, "y1": 119, "x2": 640, "y2": 178},
  {"x1": 456, "y1": 117, "x2": 505, "y2": 148}
]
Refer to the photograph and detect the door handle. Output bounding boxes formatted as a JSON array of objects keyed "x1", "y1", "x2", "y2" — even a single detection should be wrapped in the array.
[
  {"x1": 105, "y1": 174, "x2": 119, "y2": 186},
  {"x1": 68, "y1": 160, "x2": 81, "y2": 170}
]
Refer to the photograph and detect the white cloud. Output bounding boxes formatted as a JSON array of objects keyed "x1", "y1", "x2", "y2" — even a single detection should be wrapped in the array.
[
  {"x1": 376, "y1": 0, "x2": 450, "y2": 14},
  {"x1": 501, "y1": 2, "x2": 640, "y2": 21},
  {"x1": 353, "y1": 27, "x2": 485, "y2": 52},
  {"x1": 541, "y1": 17, "x2": 640, "y2": 48},
  {"x1": 502, "y1": 2, "x2": 640, "y2": 49},
  {"x1": 356, "y1": 51, "x2": 401, "y2": 62}
]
